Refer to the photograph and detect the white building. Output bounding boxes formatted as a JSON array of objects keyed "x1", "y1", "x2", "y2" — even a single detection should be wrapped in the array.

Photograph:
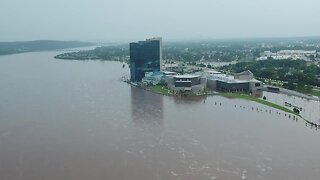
[{"x1": 258, "y1": 50, "x2": 316, "y2": 61}]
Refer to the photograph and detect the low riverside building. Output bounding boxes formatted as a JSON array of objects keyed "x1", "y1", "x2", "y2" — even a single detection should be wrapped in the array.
[
  {"x1": 142, "y1": 71, "x2": 165, "y2": 85},
  {"x1": 141, "y1": 71, "x2": 178, "y2": 85},
  {"x1": 141, "y1": 69, "x2": 262, "y2": 96},
  {"x1": 165, "y1": 74, "x2": 207, "y2": 93},
  {"x1": 207, "y1": 70, "x2": 262, "y2": 96}
]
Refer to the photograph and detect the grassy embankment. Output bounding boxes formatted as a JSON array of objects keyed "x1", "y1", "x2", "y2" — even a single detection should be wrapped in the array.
[
  {"x1": 310, "y1": 89, "x2": 320, "y2": 97},
  {"x1": 221, "y1": 93, "x2": 295, "y2": 114},
  {"x1": 146, "y1": 85, "x2": 211, "y2": 97},
  {"x1": 146, "y1": 85, "x2": 172, "y2": 96},
  {"x1": 146, "y1": 85, "x2": 298, "y2": 115}
]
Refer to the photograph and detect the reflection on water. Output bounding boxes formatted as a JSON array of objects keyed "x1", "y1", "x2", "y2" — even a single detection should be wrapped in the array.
[
  {"x1": 0, "y1": 51, "x2": 320, "y2": 180},
  {"x1": 173, "y1": 96, "x2": 208, "y2": 105},
  {"x1": 131, "y1": 87, "x2": 163, "y2": 126}
]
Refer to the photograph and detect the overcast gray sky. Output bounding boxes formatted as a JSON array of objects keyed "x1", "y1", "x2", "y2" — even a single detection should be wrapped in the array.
[{"x1": 0, "y1": 0, "x2": 319, "y2": 42}]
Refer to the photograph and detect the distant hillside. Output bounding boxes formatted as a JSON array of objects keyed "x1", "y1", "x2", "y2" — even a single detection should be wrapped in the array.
[
  {"x1": 54, "y1": 45, "x2": 129, "y2": 61},
  {"x1": 0, "y1": 40, "x2": 95, "y2": 55}
]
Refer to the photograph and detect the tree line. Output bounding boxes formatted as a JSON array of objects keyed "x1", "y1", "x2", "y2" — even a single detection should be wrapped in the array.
[{"x1": 218, "y1": 60, "x2": 320, "y2": 93}]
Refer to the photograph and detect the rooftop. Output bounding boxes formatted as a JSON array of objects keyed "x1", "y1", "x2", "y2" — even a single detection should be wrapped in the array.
[
  {"x1": 162, "y1": 71, "x2": 177, "y2": 75},
  {"x1": 174, "y1": 74, "x2": 201, "y2": 79},
  {"x1": 208, "y1": 73, "x2": 261, "y2": 84},
  {"x1": 234, "y1": 70, "x2": 253, "y2": 76},
  {"x1": 205, "y1": 70, "x2": 222, "y2": 74},
  {"x1": 164, "y1": 63, "x2": 180, "y2": 68}
]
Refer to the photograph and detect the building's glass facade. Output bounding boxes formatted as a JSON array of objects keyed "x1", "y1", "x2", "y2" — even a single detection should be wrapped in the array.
[
  {"x1": 216, "y1": 81, "x2": 249, "y2": 92},
  {"x1": 130, "y1": 38, "x2": 162, "y2": 82}
]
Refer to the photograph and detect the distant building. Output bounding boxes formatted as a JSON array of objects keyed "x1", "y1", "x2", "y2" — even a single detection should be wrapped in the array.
[
  {"x1": 130, "y1": 37, "x2": 163, "y2": 82},
  {"x1": 164, "y1": 70, "x2": 262, "y2": 94},
  {"x1": 257, "y1": 50, "x2": 316, "y2": 61},
  {"x1": 163, "y1": 63, "x2": 183, "y2": 73}
]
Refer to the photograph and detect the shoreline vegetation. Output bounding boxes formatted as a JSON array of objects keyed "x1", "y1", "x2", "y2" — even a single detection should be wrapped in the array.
[
  {"x1": 0, "y1": 40, "x2": 95, "y2": 55},
  {"x1": 126, "y1": 81, "x2": 319, "y2": 127},
  {"x1": 54, "y1": 45, "x2": 129, "y2": 62},
  {"x1": 218, "y1": 60, "x2": 320, "y2": 98},
  {"x1": 127, "y1": 81, "x2": 295, "y2": 113},
  {"x1": 54, "y1": 42, "x2": 320, "y2": 98}
]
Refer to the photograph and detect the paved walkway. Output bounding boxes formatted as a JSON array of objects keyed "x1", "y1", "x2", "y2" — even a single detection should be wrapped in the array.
[{"x1": 263, "y1": 86, "x2": 320, "y2": 101}]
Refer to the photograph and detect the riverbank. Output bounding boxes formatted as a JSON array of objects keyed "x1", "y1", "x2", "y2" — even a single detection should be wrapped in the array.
[
  {"x1": 0, "y1": 40, "x2": 94, "y2": 55},
  {"x1": 213, "y1": 93, "x2": 319, "y2": 127},
  {"x1": 126, "y1": 81, "x2": 320, "y2": 127},
  {"x1": 220, "y1": 93, "x2": 295, "y2": 114},
  {"x1": 262, "y1": 86, "x2": 320, "y2": 101},
  {"x1": 126, "y1": 81, "x2": 294, "y2": 113}
]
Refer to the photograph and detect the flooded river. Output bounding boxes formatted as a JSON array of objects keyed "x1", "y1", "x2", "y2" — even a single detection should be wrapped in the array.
[{"x1": 0, "y1": 51, "x2": 320, "y2": 180}]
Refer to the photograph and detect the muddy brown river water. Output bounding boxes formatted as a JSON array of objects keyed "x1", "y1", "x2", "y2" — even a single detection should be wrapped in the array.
[{"x1": 0, "y1": 51, "x2": 320, "y2": 180}]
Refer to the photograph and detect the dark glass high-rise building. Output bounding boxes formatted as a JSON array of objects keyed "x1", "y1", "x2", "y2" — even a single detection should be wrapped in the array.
[{"x1": 130, "y1": 37, "x2": 163, "y2": 82}]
